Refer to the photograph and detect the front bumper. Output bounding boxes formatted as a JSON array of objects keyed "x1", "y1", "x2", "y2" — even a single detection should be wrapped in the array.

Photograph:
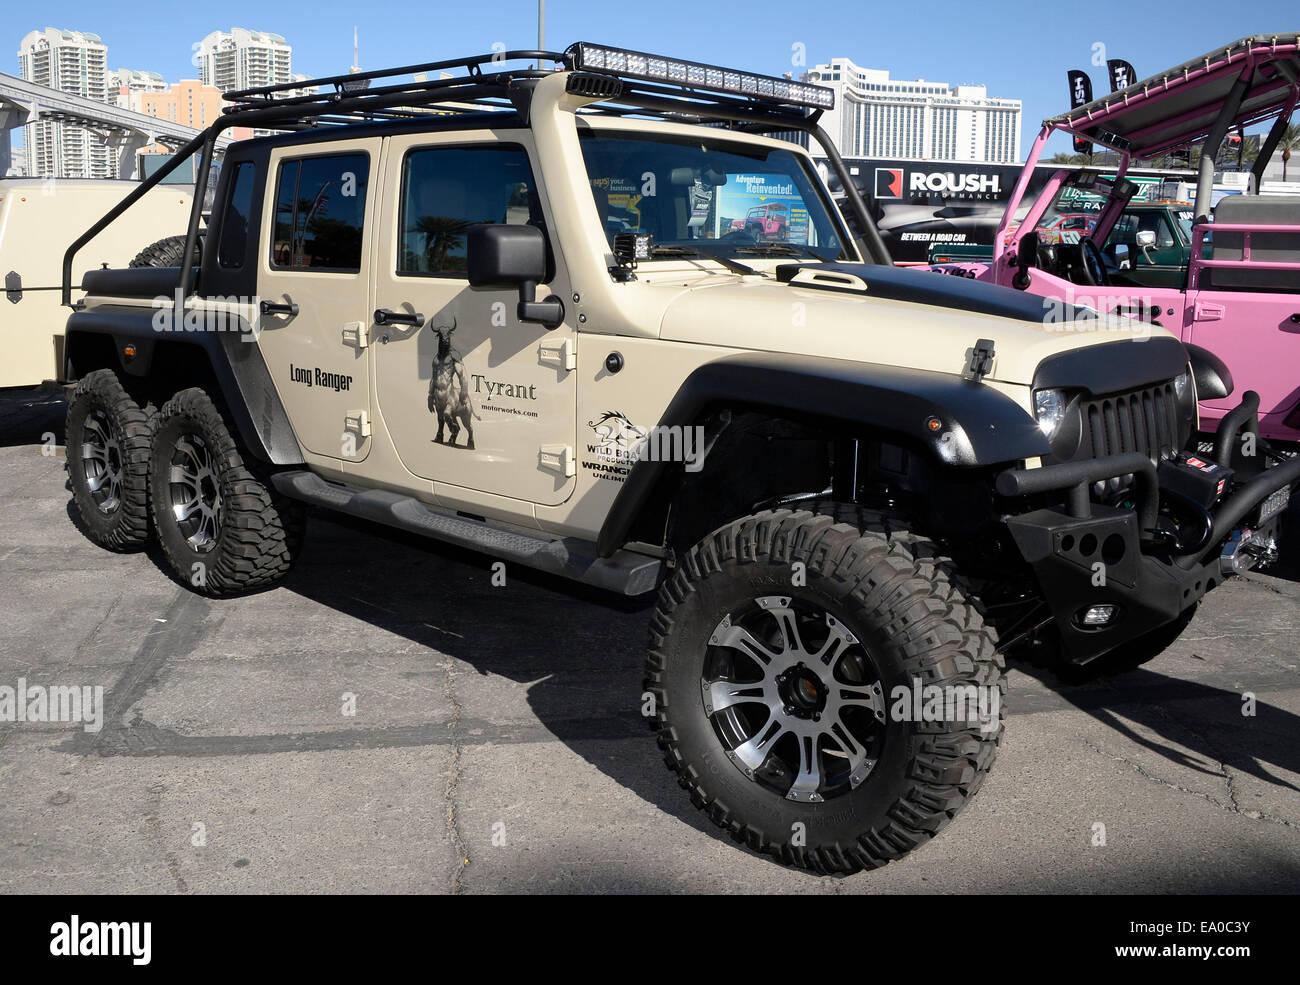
[{"x1": 996, "y1": 391, "x2": 1299, "y2": 662}]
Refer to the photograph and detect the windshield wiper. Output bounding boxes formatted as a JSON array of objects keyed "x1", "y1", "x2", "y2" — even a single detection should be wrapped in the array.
[
  {"x1": 734, "y1": 243, "x2": 833, "y2": 262},
  {"x1": 650, "y1": 245, "x2": 759, "y2": 277}
]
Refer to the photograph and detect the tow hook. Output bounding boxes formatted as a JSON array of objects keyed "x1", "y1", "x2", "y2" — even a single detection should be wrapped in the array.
[{"x1": 1221, "y1": 528, "x2": 1278, "y2": 575}]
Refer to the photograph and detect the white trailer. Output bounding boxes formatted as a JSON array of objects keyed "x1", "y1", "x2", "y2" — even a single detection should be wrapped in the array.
[{"x1": 1, "y1": 178, "x2": 192, "y2": 388}]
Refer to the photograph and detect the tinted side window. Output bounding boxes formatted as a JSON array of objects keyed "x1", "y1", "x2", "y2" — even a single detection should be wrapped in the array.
[
  {"x1": 217, "y1": 162, "x2": 255, "y2": 269},
  {"x1": 399, "y1": 144, "x2": 539, "y2": 276},
  {"x1": 271, "y1": 153, "x2": 369, "y2": 272}
]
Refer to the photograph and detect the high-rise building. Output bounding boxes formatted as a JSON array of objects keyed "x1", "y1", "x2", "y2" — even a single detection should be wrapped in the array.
[
  {"x1": 193, "y1": 27, "x2": 314, "y2": 136},
  {"x1": 195, "y1": 28, "x2": 295, "y2": 94},
  {"x1": 116, "y1": 77, "x2": 255, "y2": 149},
  {"x1": 807, "y1": 58, "x2": 1021, "y2": 164},
  {"x1": 18, "y1": 27, "x2": 114, "y2": 178},
  {"x1": 113, "y1": 68, "x2": 169, "y2": 102}
]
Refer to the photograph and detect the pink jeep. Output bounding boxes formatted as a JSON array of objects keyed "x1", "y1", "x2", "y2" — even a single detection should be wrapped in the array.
[
  {"x1": 933, "y1": 34, "x2": 1300, "y2": 445},
  {"x1": 730, "y1": 201, "x2": 789, "y2": 240}
]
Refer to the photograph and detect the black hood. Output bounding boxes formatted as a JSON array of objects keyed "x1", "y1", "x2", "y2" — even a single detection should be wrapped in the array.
[{"x1": 775, "y1": 261, "x2": 1084, "y2": 324}]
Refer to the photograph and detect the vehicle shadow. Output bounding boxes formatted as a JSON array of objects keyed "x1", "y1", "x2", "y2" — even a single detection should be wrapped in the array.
[
  {"x1": 1012, "y1": 658, "x2": 1300, "y2": 796},
  {"x1": 147, "y1": 507, "x2": 721, "y2": 836},
  {"x1": 0, "y1": 386, "x2": 66, "y2": 447}
]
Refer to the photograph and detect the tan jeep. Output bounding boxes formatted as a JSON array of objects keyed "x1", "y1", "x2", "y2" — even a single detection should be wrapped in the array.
[{"x1": 58, "y1": 44, "x2": 1299, "y2": 873}]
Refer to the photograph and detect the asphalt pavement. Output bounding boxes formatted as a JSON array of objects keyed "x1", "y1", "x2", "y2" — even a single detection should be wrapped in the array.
[{"x1": 1, "y1": 386, "x2": 1297, "y2": 893}]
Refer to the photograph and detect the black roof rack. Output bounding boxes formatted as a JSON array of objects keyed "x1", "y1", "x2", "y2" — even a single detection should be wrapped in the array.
[
  {"x1": 220, "y1": 49, "x2": 563, "y2": 127},
  {"x1": 216, "y1": 42, "x2": 836, "y2": 130}
]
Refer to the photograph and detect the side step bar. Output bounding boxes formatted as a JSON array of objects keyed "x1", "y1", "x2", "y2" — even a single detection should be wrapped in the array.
[{"x1": 271, "y1": 470, "x2": 661, "y2": 596}]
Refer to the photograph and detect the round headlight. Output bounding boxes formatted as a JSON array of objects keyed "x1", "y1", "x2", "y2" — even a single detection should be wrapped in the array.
[{"x1": 1033, "y1": 388, "x2": 1068, "y2": 438}]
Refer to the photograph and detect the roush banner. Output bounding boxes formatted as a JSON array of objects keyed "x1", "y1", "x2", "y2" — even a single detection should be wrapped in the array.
[
  {"x1": 1107, "y1": 59, "x2": 1138, "y2": 93},
  {"x1": 1067, "y1": 70, "x2": 1094, "y2": 153},
  {"x1": 818, "y1": 157, "x2": 1193, "y2": 263}
]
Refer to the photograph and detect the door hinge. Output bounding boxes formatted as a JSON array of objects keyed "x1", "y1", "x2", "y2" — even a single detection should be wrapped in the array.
[
  {"x1": 538, "y1": 443, "x2": 575, "y2": 477},
  {"x1": 342, "y1": 321, "x2": 369, "y2": 348},
  {"x1": 538, "y1": 336, "x2": 576, "y2": 371},
  {"x1": 344, "y1": 409, "x2": 371, "y2": 438},
  {"x1": 1194, "y1": 301, "x2": 1225, "y2": 322}
]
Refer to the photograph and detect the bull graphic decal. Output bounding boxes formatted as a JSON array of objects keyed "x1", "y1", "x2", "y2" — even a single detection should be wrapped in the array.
[{"x1": 427, "y1": 315, "x2": 478, "y2": 449}]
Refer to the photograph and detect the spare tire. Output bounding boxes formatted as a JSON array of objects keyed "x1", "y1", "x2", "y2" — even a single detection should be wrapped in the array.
[{"x1": 129, "y1": 234, "x2": 200, "y2": 268}]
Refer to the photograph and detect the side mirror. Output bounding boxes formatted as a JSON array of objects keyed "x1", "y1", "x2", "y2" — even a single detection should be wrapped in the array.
[
  {"x1": 466, "y1": 224, "x2": 564, "y2": 329},
  {"x1": 1135, "y1": 229, "x2": 1157, "y2": 249},
  {"x1": 1012, "y1": 231, "x2": 1039, "y2": 289},
  {"x1": 1112, "y1": 243, "x2": 1132, "y2": 270}
]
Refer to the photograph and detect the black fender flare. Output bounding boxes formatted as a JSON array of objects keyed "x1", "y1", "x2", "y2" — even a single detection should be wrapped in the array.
[
  {"x1": 1184, "y1": 342, "x2": 1234, "y2": 401},
  {"x1": 596, "y1": 351, "x2": 1049, "y2": 557},
  {"x1": 63, "y1": 305, "x2": 304, "y2": 466}
]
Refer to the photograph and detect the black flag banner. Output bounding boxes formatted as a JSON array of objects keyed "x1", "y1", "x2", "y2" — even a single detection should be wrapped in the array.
[
  {"x1": 1067, "y1": 70, "x2": 1093, "y2": 153},
  {"x1": 1107, "y1": 59, "x2": 1138, "y2": 93}
]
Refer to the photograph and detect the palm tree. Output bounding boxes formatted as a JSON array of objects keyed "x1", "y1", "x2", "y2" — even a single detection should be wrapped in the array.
[
  {"x1": 1046, "y1": 152, "x2": 1090, "y2": 164},
  {"x1": 409, "y1": 215, "x2": 470, "y2": 272},
  {"x1": 1278, "y1": 123, "x2": 1300, "y2": 183}
]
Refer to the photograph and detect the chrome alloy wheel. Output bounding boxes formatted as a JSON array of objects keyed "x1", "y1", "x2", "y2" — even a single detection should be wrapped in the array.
[
  {"x1": 80, "y1": 408, "x2": 124, "y2": 515},
  {"x1": 168, "y1": 433, "x2": 224, "y2": 552},
  {"x1": 702, "y1": 596, "x2": 887, "y2": 804}
]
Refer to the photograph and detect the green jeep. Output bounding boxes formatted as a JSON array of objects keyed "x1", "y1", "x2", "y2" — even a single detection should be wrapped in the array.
[
  {"x1": 928, "y1": 201, "x2": 1194, "y2": 288},
  {"x1": 1100, "y1": 202, "x2": 1195, "y2": 288}
]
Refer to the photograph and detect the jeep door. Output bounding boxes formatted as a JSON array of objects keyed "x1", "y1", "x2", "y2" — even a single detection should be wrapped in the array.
[
  {"x1": 1187, "y1": 285, "x2": 1300, "y2": 437},
  {"x1": 371, "y1": 131, "x2": 577, "y2": 507},
  {"x1": 256, "y1": 138, "x2": 383, "y2": 461}
]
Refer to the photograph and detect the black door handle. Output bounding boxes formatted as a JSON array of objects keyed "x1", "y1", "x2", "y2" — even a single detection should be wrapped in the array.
[
  {"x1": 260, "y1": 299, "x2": 299, "y2": 317},
  {"x1": 1114, "y1": 303, "x2": 1160, "y2": 321},
  {"x1": 374, "y1": 308, "x2": 424, "y2": 328},
  {"x1": 1291, "y1": 313, "x2": 1300, "y2": 324}
]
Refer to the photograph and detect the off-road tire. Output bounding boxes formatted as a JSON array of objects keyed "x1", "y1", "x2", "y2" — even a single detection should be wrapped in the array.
[
  {"x1": 149, "y1": 388, "x2": 303, "y2": 595},
  {"x1": 129, "y1": 234, "x2": 197, "y2": 268},
  {"x1": 646, "y1": 507, "x2": 1003, "y2": 874},
  {"x1": 65, "y1": 369, "x2": 155, "y2": 551}
]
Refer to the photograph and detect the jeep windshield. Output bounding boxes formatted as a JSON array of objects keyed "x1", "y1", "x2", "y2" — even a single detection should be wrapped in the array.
[
  {"x1": 577, "y1": 129, "x2": 849, "y2": 263},
  {"x1": 1033, "y1": 171, "x2": 1127, "y2": 240}
]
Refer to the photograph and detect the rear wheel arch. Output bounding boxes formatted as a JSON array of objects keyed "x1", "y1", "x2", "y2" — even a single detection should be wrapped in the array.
[
  {"x1": 64, "y1": 316, "x2": 303, "y2": 467},
  {"x1": 68, "y1": 330, "x2": 235, "y2": 425}
]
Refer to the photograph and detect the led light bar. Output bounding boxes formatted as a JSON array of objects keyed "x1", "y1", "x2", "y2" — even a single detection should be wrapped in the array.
[{"x1": 566, "y1": 42, "x2": 834, "y2": 110}]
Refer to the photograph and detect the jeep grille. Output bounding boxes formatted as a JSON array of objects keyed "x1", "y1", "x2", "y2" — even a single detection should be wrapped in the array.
[{"x1": 1076, "y1": 382, "x2": 1182, "y2": 463}]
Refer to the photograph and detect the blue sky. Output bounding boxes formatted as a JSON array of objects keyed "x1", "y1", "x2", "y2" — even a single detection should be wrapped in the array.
[{"x1": 6, "y1": 0, "x2": 1298, "y2": 159}]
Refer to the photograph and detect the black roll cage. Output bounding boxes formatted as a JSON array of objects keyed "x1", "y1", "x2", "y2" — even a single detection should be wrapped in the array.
[{"x1": 61, "y1": 44, "x2": 889, "y2": 306}]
